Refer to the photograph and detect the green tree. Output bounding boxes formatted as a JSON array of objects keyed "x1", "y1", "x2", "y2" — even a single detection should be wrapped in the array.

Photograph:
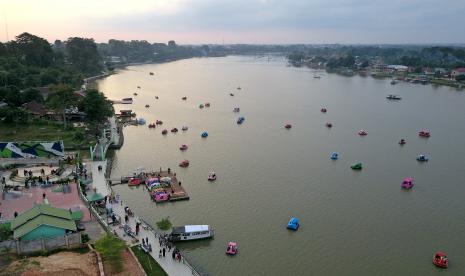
[
  {"x1": 94, "y1": 234, "x2": 126, "y2": 273},
  {"x1": 156, "y1": 217, "x2": 172, "y2": 231},
  {"x1": 80, "y1": 89, "x2": 113, "y2": 123},
  {"x1": 11, "y1": 32, "x2": 53, "y2": 67},
  {"x1": 21, "y1": 88, "x2": 43, "y2": 103},
  {"x1": 65, "y1": 37, "x2": 102, "y2": 75},
  {"x1": 46, "y1": 84, "x2": 79, "y2": 127}
]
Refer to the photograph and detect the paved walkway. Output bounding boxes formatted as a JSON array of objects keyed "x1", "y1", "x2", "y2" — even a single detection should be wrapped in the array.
[{"x1": 87, "y1": 160, "x2": 110, "y2": 197}]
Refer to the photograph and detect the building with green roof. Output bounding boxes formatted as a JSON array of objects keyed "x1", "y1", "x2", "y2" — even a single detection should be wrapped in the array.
[{"x1": 10, "y1": 203, "x2": 78, "y2": 241}]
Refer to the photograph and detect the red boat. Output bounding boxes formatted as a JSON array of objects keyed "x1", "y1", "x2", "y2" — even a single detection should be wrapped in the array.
[
  {"x1": 419, "y1": 130, "x2": 430, "y2": 138},
  {"x1": 205, "y1": 103, "x2": 211, "y2": 107},
  {"x1": 179, "y1": 160, "x2": 190, "y2": 167},
  {"x1": 148, "y1": 123, "x2": 156, "y2": 128},
  {"x1": 284, "y1": 124, "x2": 292, "y2": 129},
  {"x1": 156, "y1": 120, "x2": 163, "y2": 125},
  {"x1": 180, "y1": 144, "x2": 188, "y2": 151},
  {"x1": 128, "y1": 178, "x2": 142, "y2": 186},
  {"x1": 171, "y1": 128, "x2": 178, "y2": 133},
  {"x1": 433, "y1": 252, "x2": 448, "y2": 268},
  {"x1": 321, "y1": 108, "x2": 327, "y2": 113},
  {"x1": 326, "y1": 122, "x2": 332, "y2": 128},
  {"x1": 162, "y1": 129, "x2": 168, "y2": 135}
]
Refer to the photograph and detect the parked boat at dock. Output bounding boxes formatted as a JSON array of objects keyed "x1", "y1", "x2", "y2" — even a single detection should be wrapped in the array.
[{"x1": 169, "y1": 225, "x2": 214, "y2": 242}]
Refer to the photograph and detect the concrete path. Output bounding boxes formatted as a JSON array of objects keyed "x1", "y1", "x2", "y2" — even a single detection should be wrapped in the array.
[{"x1": 87, "y1": 160, "x2": 110, "y2": 197}]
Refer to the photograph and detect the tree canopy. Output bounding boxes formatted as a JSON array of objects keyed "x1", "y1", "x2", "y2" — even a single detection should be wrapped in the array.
[{"x1": 79, "y1": 89, "x2": 113, "y2": 123}]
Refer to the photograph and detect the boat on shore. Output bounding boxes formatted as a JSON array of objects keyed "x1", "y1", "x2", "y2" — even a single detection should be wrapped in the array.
[{"x1": 169, "y1": 225, "x2": 214, "y2": 242}]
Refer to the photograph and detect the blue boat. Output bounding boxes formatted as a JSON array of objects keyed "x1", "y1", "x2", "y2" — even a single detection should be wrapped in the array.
[
  {"x1": 237, "y1": 117, "x2": 245, "y2": 124},
  {"x1": 330, "y1": 152, "x2": 339, "y2": 160},
  {"x1": 287, "y1": 217, "x2": 299, "y2": 231},
  {"x1": 137, "y1": 118, "x2": 146, "y2": 125},
  {"x1": 417, "y1": 154, "x2": 428, "y2": 162},
  {"x1": 201, "y1": 132, "x2": 209, "y2": 138}
]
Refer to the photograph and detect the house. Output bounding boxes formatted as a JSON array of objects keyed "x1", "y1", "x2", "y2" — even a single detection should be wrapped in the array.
[
  {"x1": 10, "y1": 203, "x2": 78, "y2": 241},
  {"x1": 21, "y1": 101, "x2": 47, "y2": 117},
  {"x1": 0, "y1": 101, "x2": 7, "y2": 108},
  {"x1": 387, "y1": 65, "x2": 409, "y2": 72},
  {"x1": 451, "y1": 68, "x2": 465, "y2": 78}
]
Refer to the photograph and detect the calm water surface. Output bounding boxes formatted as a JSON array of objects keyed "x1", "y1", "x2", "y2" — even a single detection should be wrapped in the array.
[{"x1": 97, "y1": 56, "x2": 465, "y2": 276}]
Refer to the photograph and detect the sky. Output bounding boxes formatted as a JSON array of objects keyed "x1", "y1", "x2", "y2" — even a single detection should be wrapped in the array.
[{"x1": 1, "y1": 0, "x2": 465, "y2": 44}]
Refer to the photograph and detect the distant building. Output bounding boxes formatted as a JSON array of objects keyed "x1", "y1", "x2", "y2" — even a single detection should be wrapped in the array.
[
  {"x1": 387, "y1": 65, "x2": 409, "y2": 72},
  {"x1": 451, "y1": 68, "x2": 465, "y2": 78},
  {"x1": 10, "y1": 203, "x2": 78, "y2": 241}
]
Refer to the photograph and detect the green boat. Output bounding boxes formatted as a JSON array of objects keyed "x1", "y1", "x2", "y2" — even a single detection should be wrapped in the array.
[{"x1": 350, "y1": 163, "x2": 363, "y2": 170}]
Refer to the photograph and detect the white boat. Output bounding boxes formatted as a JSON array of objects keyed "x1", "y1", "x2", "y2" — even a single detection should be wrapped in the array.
[
  {"x1": 169, "y1": 225, "x2": 214, "y2": 242},
  {"x1": 121, "y1": 98, "x2": 133, "y2": 104}
]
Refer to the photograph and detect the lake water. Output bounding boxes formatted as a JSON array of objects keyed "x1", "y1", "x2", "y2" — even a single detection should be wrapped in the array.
[{"x1": 97, "y1": 56, "x2": 465, "y2": 276}]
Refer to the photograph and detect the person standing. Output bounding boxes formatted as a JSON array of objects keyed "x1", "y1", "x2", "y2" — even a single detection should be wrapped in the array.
[
  {"x1": 159, "y1": 249, "x2": 162, "y2": 258},
  {"x1": 135, "y1": 222, "x2": 140, "y2": 235},
  {"x1": 162, "y1": 247, "x2": 166, "y2": 257}
]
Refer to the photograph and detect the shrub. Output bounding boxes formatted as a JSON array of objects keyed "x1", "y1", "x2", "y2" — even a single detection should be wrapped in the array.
[{"x1": 94, "y1": 234, "x2": 126, "y2": 273}]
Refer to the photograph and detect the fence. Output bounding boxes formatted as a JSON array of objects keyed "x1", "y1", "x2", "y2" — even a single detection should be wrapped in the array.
[{"x1": 0, "y1": 232, "x2": 82, "y2": 254}]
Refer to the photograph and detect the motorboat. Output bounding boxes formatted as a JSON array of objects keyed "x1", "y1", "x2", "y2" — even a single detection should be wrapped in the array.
[
  {"x1": 156, "y1": 120, "x2": 163, "y2": 125},
  {"x1": 182, "y1": 126, "x2": 188, "y2": 131},
  {"x1": 180, "y1": 144, "x2": 188, "y2": 151},
  {"x1": 169, "y1": 225, "x2": 214, "y2": 242},
  {"x1": 201, "y1": 131, "x2": 208, "y2": 138},
  {"x1": 148, "y1": 123, "x2": 156, "y2": 128},
  {"x1": 149, "y1": 72, "x2": 154, "y2": 75},
  {"x1": 208, "y1": 172, "x2": 216, "y2": 181},
  {"x1": 133, "y1": 92, "x2": 138, "y2": 96},
  {"x1": 162, "y1": 129, "x2": 168, "y2": 135},
  {"x1": 137, "y1": 86, "x2": 141, "y2": 89},
  {"x1": 321, "y1": 108, "x2": 327, "y2": 113},
  {"x1": 205, "y1": 103, "x2": 211, "y2": 107},
  {"x1": 230, "y1": 93, "x2": 234, "y2": 96},
  {"x1": 330, "y1": 152, "x2": 339, "y2": 160},
  {"x1": 313, "y1": 75, "x2": 321, "y2": 79},
  {"x1": 399, "y1": 139, "x2": 406, "y2": 145},
  {"x1": 284, "y1": 124, "x2": 292, "y2": 129},
  {"x1": 351, "y1": 163, "x2": 363, "y2": 170},
  {"x1": 199, "y1": 104, "x2": 204, "y2": 109},
  {"x1": 128, "y1": 178, "x2": 142, "y2": 186},
  {"x1": 287, "y1": 217, "x2": 299, "y2": 231},
  {"x1": 358, "y1": 130, "x2": 367, "y2": 136},
  {"x1": 182, "y1": 96, "x2": 187, "y2": 100},
  {"x1": 237, "y1": 87, "x2": 241, "y2": 90},
  {"x1": 326, "y1": 122, "x2": 333, "y2": 128},
  {"x1": 418, "y1": 130, "x2": 430, "y2": 138},
  {"x1": 145, "y1": 104, "x2": 150, "y2": 108},
  {"x1": 433, "y1": 252, "x2": 448, "y2": 268},
  {"x1": 401, "y1": 177, "x2": 414, "y2": 190},
  {"x1": 155, "y1": 96, "x2": 159, "y2": 99},
  {"x1": 121, "y1": 98, "x2": 133, "y2": 104},
  {"x1": 417, "y1": 154, "x2": 428, "y2": 162},
  {"x1": 226, "y1": 242, "x2": 237, "y2": 255},
  {"x1": 237, "y1": 117, "x2": 245, "y2": 124},
  {"x1": 171, "y1": 128, "x2": 178, "y2": 133},
  {"x1": 386, "y1": 94, "x2": 402, "y2": 100},
  {"x1": 137, "y1": 118, "x2": 146, "y2": 125},
  {"x1": 390, "y1": 80, "x2": 397, "y2": 85},
  {"x1": 233, "y1": 107, "x2": 240, "y2": 112},
  {"x1": 179, "y1": 159, "x2": 190, "y2": 167}
]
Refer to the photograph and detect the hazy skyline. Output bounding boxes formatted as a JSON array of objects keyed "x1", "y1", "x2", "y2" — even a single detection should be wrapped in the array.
[{"x1": 1, "y1": 0, "x2": 465, "y2": 44}]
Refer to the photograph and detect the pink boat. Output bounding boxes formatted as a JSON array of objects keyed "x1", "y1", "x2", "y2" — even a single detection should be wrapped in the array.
[
  {"x1": 401, "y1": 178, "x2": 414, "y2": 190},
  {"x1": 179, "y1": 160, "x2": 190, "y2": 167},
  {"x1": 284, "y1": 124, "x2": 292, "y2": 129},
  {"x1": 180, "y1": 144, "x2": 188, "y2": 151},
  {"x1": 128, "y1": 178, "x2": 142, "y2": 186},
  {"x1": 419, "y1": 130, "x2": 430, "y2": 138},
  {"x1": 226, "y1": 242, "x2": 237, "y2": 255},
  {"x1": 358, "y1": 130, "x2": 367, "y2": 136},
  {"x1": 153, "y1": 192, "x2": 169, "y2": 202}
]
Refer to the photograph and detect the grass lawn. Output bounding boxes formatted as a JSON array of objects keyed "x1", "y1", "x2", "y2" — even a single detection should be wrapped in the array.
[
  {"x1": 131, "y1": 246, "x2": 168, "y2": 276},
  {"x1": 0, "y1": 120, "x2": 96, "y2": 150}
]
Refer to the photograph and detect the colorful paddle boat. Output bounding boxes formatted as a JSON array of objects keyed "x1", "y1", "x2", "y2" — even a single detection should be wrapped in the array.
[
  {"x1": 358, "y1": 130, "x2": 367, "y2": 136},
  {"x1": 433, "y1": 252, "x2": 448, "y2": 268},
  {"x1": 419, "y1": 130, "x2": 430, "y2": 138},
  {"x1": 237, "y1": 117, "x2": 245, "y2": 124},
  {"x1": 417, "y1": 154, "x2": 428, "y2": 162},
  {"x1": 201, "y1": 131, "x2": 208, "y2": 138},
  {"x1": 128, "y1": 178, "x2": 142, "y2": 186},
  {"x1": 153, "y1": 192, "x2": 170, "y2": 203},
  {"x1": 287, "y1": 217, "x2": 299, "y2": 231},
  {"x1": 179, "y1": 160, "x2": 190, "y2": 167},
  {"x1": 401, "y1": 177, "x2": 414, "y2": 190},
  {"x1": 351, "y1": 163, "x2": 363, "y2": 170},
  {"x1": 208, "y1": 172, "x2": 217, "y2": 181},
  {"x1": 330, "y1": 152, "x2": 339, "y2": 160},
  {"x1": 284, "y1": 124, "x2": 292, "y2": 129},
  {"x1": 226, "y1": 242, "x2": 238, "y2": 255},
  {"x1": 180, "y1": 144, "x2": 188, "y2": 151}
]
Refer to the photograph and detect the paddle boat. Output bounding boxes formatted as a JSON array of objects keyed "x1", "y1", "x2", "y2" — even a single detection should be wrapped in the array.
[
  {"x1": 137, "y1": 118, "x2": 146, "y2": 125},
  {"x1": 358, "y1": 130, "x2": 367, "y2": 136},
  {"x1": 237, "y1": 117, "x2": 245, "y2": 124},
  {"x1": 137, "y1": 86, "x2": 141, "y2": 89},
  {"x1": 399, "y1": 139, "x2": 406, "y2": 145},
  {"x1": 233, "y1": 107, "x2": 240, "y2": 112},
  {"x1": 230, "y1": 93, "x2": 234, "y2": 96},
  {"x1": 148, "y1": 123, "x2": 156, "y2": 128},
  {"x1": 351, "y1": 163, "x2": 363, "y2": 170},
  {"x1": 419, "y1": 130, "x2": 430, "y2": 138},
  {"x1": 171, "y1": 127, "x2": 178, "y2": 133},
  {"x1": 417, "y1": 154, "x2": 429, "y2": 162},
  {"x1": 162, "y1": 129, "x2": 168, "y2": 135},
  {"x1": 284, "y1": 124, "x2": 292, "y2": 129},
  {"x1": 155, "y1": 96, "x2": 159, "y2": 99},
  {"x1": 320, "y1": 108, "x2": 327, "y2": 113},
  {"x1": 314, "y1": 75, "x2": 321, "y2": 79},
  {"x1": 153, "y1": 192, "x2": 170, "y2": 203},
  {"x1": 201, "y1": 131, "x2": 208, "y2": 138},
  {"x1": 386, "y1": 94, "x2": 402, "y2": 100},
  {"x1": 330, "y1": 152, "x2": 339, "y2": 160},
  {"x1": 145, "y1": 178, "x2": 160, "y2": 186},
  {"x1": 226, "y1": 242, "x2": 238, "y2": 255},
  {"x1": 128, "y1": 178, "x2": 142, "y2": 186},
  {"x1": 208, "y1": 172, "x2": 217, "y2": 181},
  {"x1": 145, "y1": 104, "x2": 150, "y2": 108},
  {"x1": 205, "y1": 103, "x2": 211, "y2": 107},
  {"x1": 133, "y1": 92, "x2": 138, "y2": 96},
  {"x1": 182, "y1": 126, "x2": 188, "y2": 131},
  {"x1": 287, "y1": 217, "x2": 299, "y2": 231},
  {"x1": 199, "y1": 104, "x2": 204, "y2": 109},
  {"x1": 433, "y1": 252, "x2": 448, "y2": 268},
  {"x1": 182, "y1": 96, "x2": 187, "y2": 100},
  {"x1": 156, "y1": 120, "x2": 163, "y2": 125},
  {"x1": 326, "y1": 122, "x2": 333, "y2": 128},
  {"x1": 149, "y1": 72, "x2": 154, "y2": 75},
  {"x1": 180, "y1": 144, "x2": 188, "y2": 151},
  {"x1": 401, "y1": 177, "x2": 414, "y2": 190},
  {"x1": 179, "y1": 160, "x2": 190, "y2": 167},
  {"x1": 237, "y1": 87, "x2": 241, "y2": 90},
  {"x1": 390, "y1": 80, "x2": 397, "y2": 85}
]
